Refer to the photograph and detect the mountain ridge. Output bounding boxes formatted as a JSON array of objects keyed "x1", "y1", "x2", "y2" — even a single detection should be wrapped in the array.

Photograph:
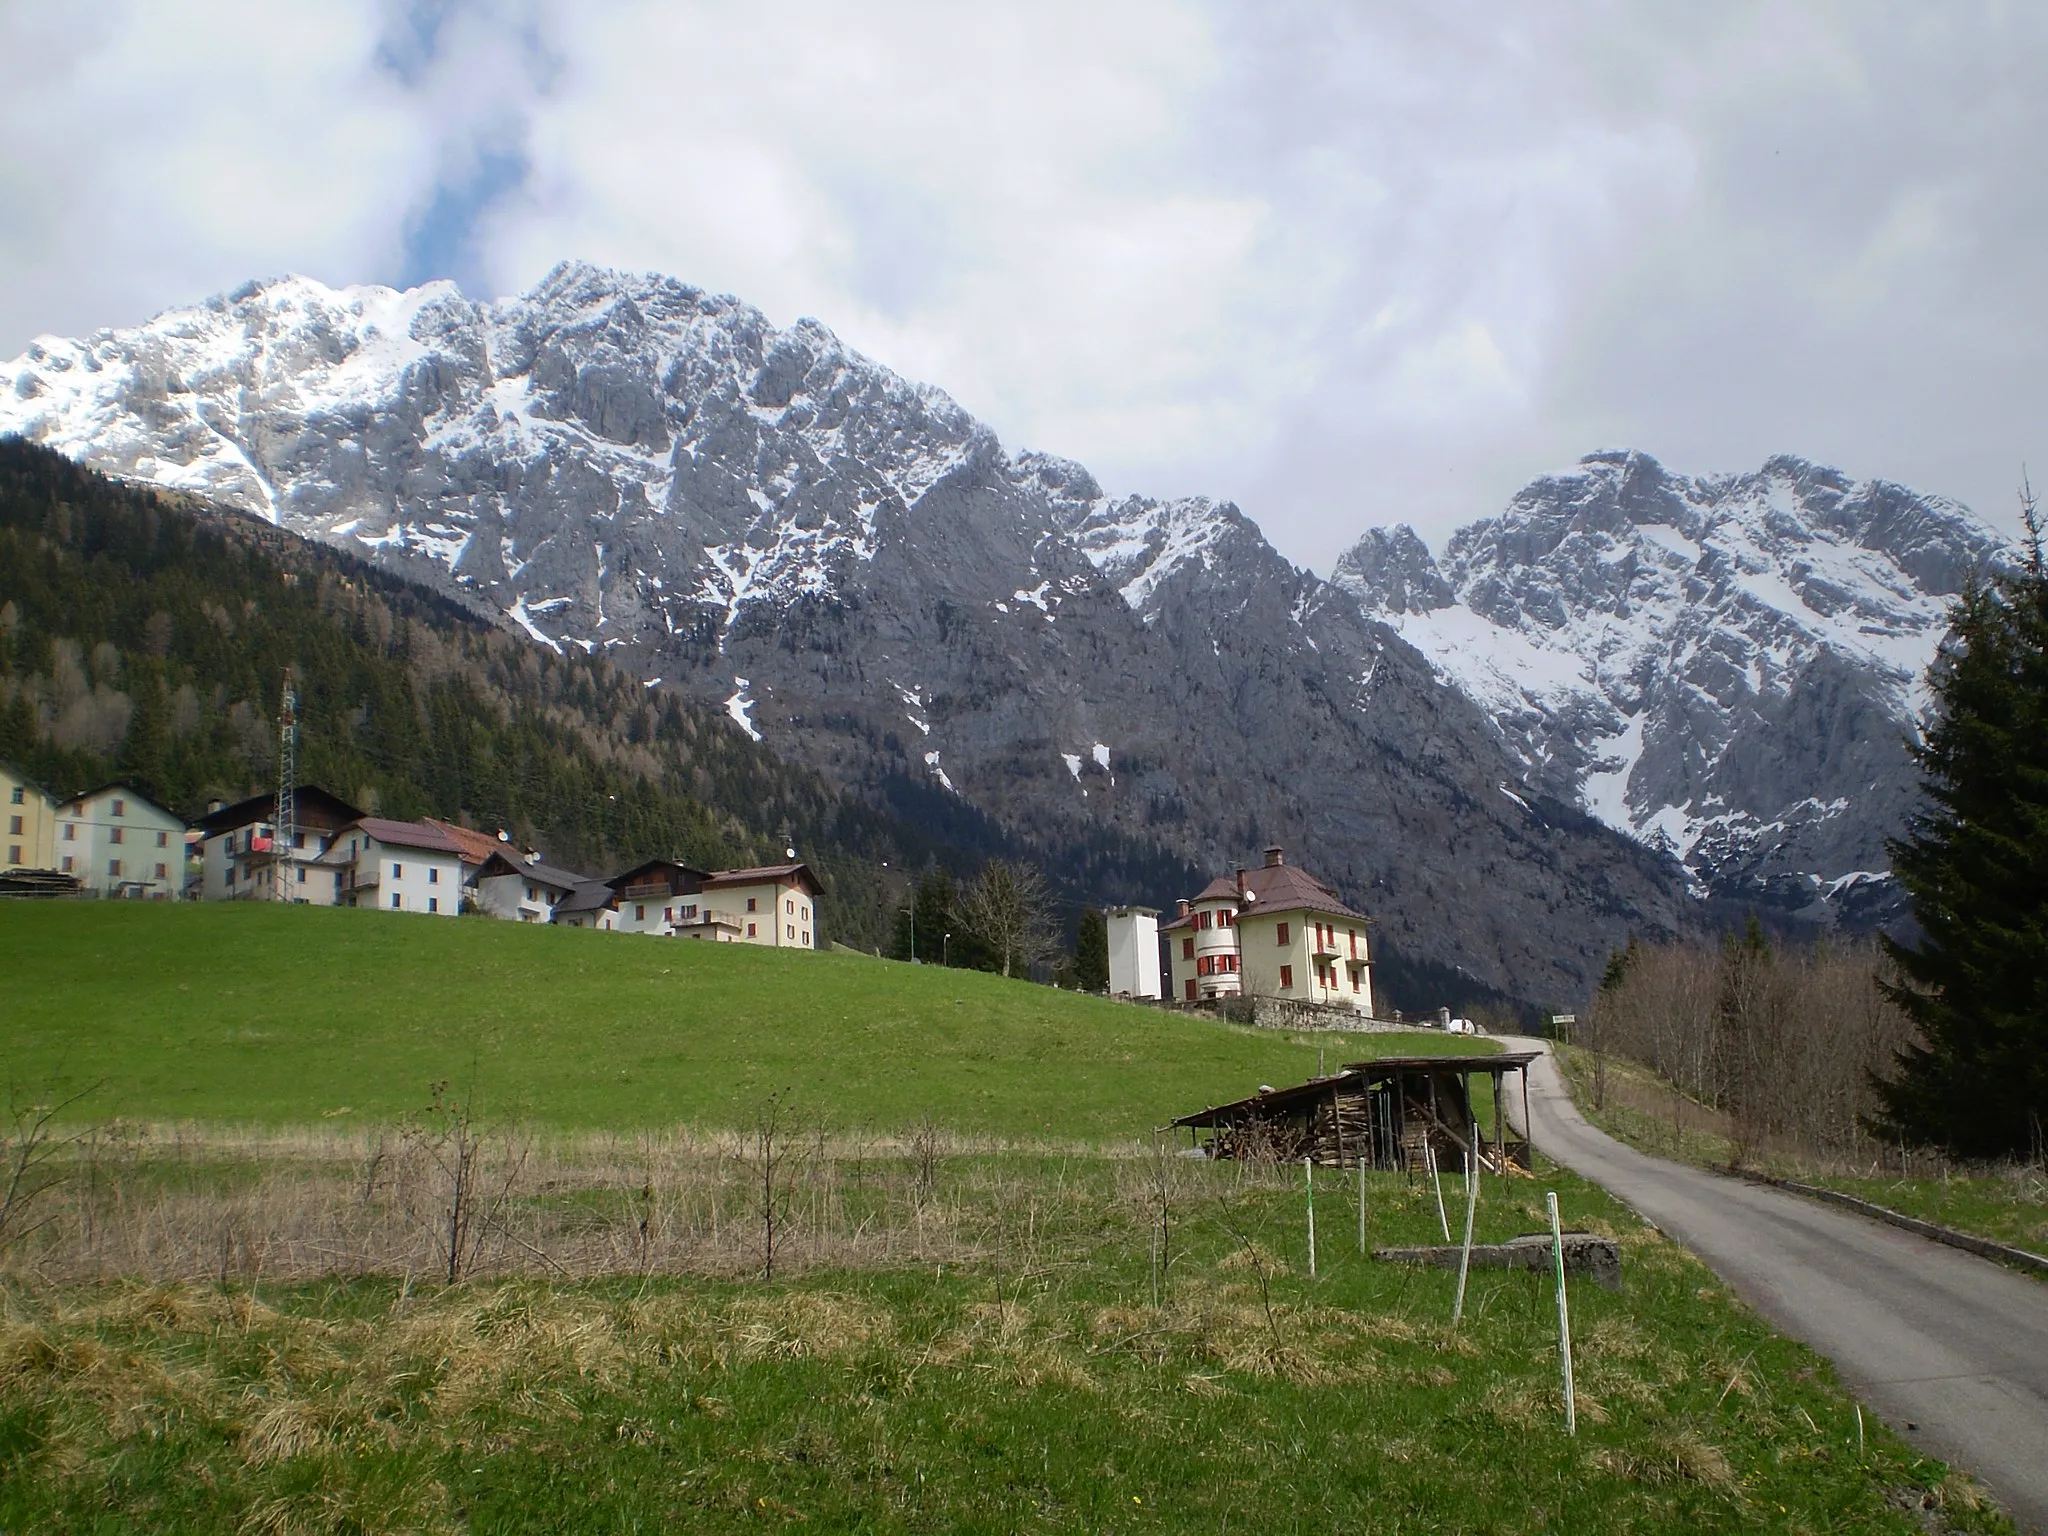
[{"x1": 10, "y1": 262, "x2": 1978, "y2": 1001}]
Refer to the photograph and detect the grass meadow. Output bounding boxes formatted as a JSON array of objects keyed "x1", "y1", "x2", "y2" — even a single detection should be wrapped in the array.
[
  {"x1": 0, "y1": 902, "x2": 1451, "y2": 1138},
  {"x1": 0, "y1": 905, "x2": 2014, "y2": 1531}
]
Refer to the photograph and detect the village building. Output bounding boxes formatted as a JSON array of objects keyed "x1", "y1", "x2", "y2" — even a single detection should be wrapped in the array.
[
  {"x1": 2, "y1": 763, "x2": 60, "y2": 874},
  {"x1": 1161, "y1": 846, "x2": 1373, "y2": 1012},
  {"x1": 321, "y1": 818, "x2": 465, "y2": 916},
  {"x1": 473, "y1": 852, "x2": 590, "y2": 923},
  {"x1": 55, "y1": 783, "x2": 187, "y2": 898},
  {"x1": 598, "y1": 858, "x2": 820, "y2": 945},
  {"x1": 197, "y1": 786, "x2": 364, "y2": 904},
  {"x1": 1105, "y1": 905, "x2": 1162, "y2": 998},
  {"x1": 551, "y1": 879, "x2": 621, "y2": 930},
  {"x1": 701, "y1": 863, "x2": 820, "y2": 947}
]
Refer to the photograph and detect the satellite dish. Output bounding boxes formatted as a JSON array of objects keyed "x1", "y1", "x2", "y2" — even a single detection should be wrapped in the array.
[
  {"x1": 785, "y1": 846, "x2": 798, "y2": 860},
  {"x1": 1240, "y1": 890, "x2": 1256, "y2": 903}
]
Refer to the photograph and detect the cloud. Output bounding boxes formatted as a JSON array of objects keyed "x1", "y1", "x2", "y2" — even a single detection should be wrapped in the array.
[{"x1": 1, "y1": 1, "x2": 2042, "y2": 567}]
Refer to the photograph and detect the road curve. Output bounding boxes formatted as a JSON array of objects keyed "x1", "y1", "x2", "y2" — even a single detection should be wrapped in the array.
[{"x1": 1497, "y1": 1037, "x2": 2048, "y2": 1534}]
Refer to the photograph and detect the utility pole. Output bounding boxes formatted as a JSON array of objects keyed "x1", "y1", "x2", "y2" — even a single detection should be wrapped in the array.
[{"x1": 274, "y1": 669, "x2": 297, "y2": 903}]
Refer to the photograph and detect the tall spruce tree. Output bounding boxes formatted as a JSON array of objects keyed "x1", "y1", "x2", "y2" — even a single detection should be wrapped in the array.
[
  {"x1": 1075, "y1": 906, "x2": 1110, "y2": 992},
  {"x1": 1874, "y1": 486, "x2": 2048, "y2": 1157}
]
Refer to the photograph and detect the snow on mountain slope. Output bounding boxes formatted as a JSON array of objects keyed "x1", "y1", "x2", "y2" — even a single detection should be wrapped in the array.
[
  {"x1": 0, "y1": 263, "x2": 990, "y2": 653},
  {"x1": 1332, "y1": 449, "x2": 2012, "y2": 916}
]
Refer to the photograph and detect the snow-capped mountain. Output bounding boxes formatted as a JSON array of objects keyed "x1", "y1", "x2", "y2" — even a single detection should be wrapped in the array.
[
  {"x1": 2, "y1": 264, "x2": 1706, "y2": 1003},
  {"x1": 1332, "y1": 450, "x2": 2012, "y2": 921}
]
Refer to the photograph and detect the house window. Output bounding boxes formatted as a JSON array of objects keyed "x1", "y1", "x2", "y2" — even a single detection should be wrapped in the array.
[
  {"x1": 526, "y1": 885, "x2": 537, "y2": 901},
  {"x1": 679, "y1": 904, "x2": 697, "y2": 920},
  {"x1": 747, "y1": 897, "x2": 758, "y2": 912},
  {"x1": 1182, "y1": 937, "x2": 1194, "y2": 960},
  {"x1": 156, "y1": 863, "x2": 168, "y2": 880},
  {"x1": 108, "y1": 859, "x2": 122, "y2": 878},
  {"x1": 392, "y1": 862, "x2": 403, "y2": 880},
  {"x1": 1279, "y1": 965, "x2": 1293, "y2": 989},
  {"x1": 747, "y1": 922, "x2": 757, "y2": 938},
  {"x1": 428, "y1": 897, "x2": 439, "y2": 913},
  {"x1": 293, "y1": 831, "x2": 306, "y2": 849},
  {"x1": 110, "y1": 826, "x2": 124, "y2": 846},
  {"x1": 297, "y1": 867, "x2": 306, "y2": 883},
  {"x1": 801, "y1": 906, "x2": 809, "y2": 921},
  {"x1": 60, "y1": 856, "x2": 72, "y2": 873},
  {"x1": 63, "y1": 824, "x2": 75, "y2": 841},
  {"x1": 802, "y1": 931, "x2": 809, "y2": 945},
  {"x1": 428, "y1": 867, "x2": 439, "y2": 884},
  {"x1": 1276, "y1": 922, "x2": 1289, "y2": 946},
  {"x1": 157, "y1": 831, "x2": 169, "y2": 848},
  {"x1": 6, "y1": 816, "x2": 16, "y2": 835},
  {"x1": 786, "y1": 898, "x2": 794, "y2": 915},
  {"x1": 1352, "y1": 972, "x2": 1361, "y2": 992},
  {"x1": 7, "y1": 845, "x2": 19, "y2": 864},
  {"x1": 786, "y1": 924, "x2": 795, "y2": 939},
  {"x1": 8, "y1": 788, "x2": 20, "y2": 804},
  {"x1": 1349, "y1": 930, "x2": 1358, "y2": 957},
  {"x1": 636, "y1": 905, "x2": 646, "y2": 921},
  {"x1": 391, "y1": 893, "x2": 402, "y2": 909},
  {"x1": 1195, "y1": 955, "x2": 1210, "y2": 976},
  {"x1": 112, "y1": 799, "x2": 125, "y2": 817},
  {"x1": 1185, "y1": 979, "x2": 1197, "y2": 1001}
]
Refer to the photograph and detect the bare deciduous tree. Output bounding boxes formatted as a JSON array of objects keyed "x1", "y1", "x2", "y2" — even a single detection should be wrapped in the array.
[{"x1": 955, "y1": 859, "x2": 1057, "y2": 979}]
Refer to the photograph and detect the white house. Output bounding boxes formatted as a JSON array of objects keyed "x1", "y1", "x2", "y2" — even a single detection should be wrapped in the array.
[
  {"x1": 55, "y1": 783, "x2": 186, "y2": 898},
  {"x1": 322, "y1": 818, "x2": 466, "y2": 916},
  {"x1": 699, "y1": 862, "x2": 821, "y2": 948},
  {"x1": 197, "y1": 786, "x2": 363, "y2": 904},
  {"x1": 1160, "y1": 846, "x2": 1373, "y2": 1012},
  {"x1": 474, "y1": 852, "x2": 589, "y2": 923}
]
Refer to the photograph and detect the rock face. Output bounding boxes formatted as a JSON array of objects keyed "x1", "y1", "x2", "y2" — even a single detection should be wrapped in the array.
[
  {"x1": 1, "y1": 263, "x2": 1699, "y2": 1004},
  {"x1": 1331, "y1": 450, "x2": 2013, "y2": 924}
]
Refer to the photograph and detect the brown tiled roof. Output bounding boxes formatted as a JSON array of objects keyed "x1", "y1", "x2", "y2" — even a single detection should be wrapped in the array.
[
  {"x1": 702, "y1": 862, "x2": 822, "y2": 895},
  {"x1": 1159, "y1": 911, "x2": 1193, "y2": 934},
  {"x1": 423, "y1": 818, "x2": 509, "y2": 867},
  {"x1": 1237, "y1": 862, "x2": 1370, "y2": 922},
  {"x1": 348, "y1": 817, "x2": 463, "y2": 855},
  {"x1": 1175, "y1": 859, "x2": 1371, "y2": 924}
]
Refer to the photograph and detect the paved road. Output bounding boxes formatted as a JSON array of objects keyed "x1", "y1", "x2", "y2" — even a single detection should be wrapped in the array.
[{"x1": 1498, "y1": 1037, "x2": 2048, "y2": 1534}]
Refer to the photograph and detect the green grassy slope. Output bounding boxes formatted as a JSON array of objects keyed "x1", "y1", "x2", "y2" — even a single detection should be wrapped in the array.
[{"x1": 0, "y1": 904, "x2": 1476, "y2": 1138}]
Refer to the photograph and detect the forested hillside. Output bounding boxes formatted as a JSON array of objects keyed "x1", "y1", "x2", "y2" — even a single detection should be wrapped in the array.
[{"x1": 0, "y1": 439, "x2": 981, "y2": 948}]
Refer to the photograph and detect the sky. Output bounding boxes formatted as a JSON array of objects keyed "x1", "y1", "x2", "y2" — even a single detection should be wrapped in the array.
[{"x1": 2, "y1": 1, "x2": 2042, "y2": 569}]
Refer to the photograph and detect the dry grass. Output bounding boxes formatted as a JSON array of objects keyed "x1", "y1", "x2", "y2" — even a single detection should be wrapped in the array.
[{"x1": 0, "y1": 1121, "x2": 1076, "y2": 1286}]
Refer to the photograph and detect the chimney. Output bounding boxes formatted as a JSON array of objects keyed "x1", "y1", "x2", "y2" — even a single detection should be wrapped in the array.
[
  {"x1": 1176, "y1": 899, "x2": 1190, "y2": 919},
  {"x1": 1234, "y1": 867, "x2": 1247, "y2": 898},
  {"x1": 1263, "y1": 845, "x2": 1284, "y2": 868}
]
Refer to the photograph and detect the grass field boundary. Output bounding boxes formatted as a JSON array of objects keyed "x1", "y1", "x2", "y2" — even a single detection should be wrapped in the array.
[{"x1": 1718, "y1": 1168, "x2": 2048, "y2": 1280}]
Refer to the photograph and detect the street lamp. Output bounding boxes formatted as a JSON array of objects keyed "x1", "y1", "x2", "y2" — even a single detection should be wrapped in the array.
[{"x1": 943, "y1": 931, "x2": 952, "y2": 968}]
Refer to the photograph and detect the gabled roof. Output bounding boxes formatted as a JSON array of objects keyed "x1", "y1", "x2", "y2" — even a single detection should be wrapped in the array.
[
  {"x1": 345, "y1": 817, "x2": 463, "y2": 855},
  {"x1": 607, "y1": 858, "x2": 711, "y2": 894},
  {"x1": 554, "y1": 880, "x2": 618, "y2": 916},
  {"x1": 60, "y1": 782, "x2": 185, "y2": 825},
  {"x1": 199, "y1": 786, "x2": 363, "y2": 836},
  {"x1": 475, "y1": 851, "x2": 588, "y2": 890},
  {"x1": 0, "y1": 762, "x2": 59, "y2": 803},
  {"x1": 423, "y1": 818, "x2": 510, "y2": 867},
  {"x1": 701, "y1": 861, "x2": 823, "y2": 896}
]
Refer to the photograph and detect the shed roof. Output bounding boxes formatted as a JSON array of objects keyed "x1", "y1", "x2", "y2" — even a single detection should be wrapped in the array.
[
  {"x1": 554, "y1": 880, "x2": 618, "y2": 916},
  {"x1": 1171, "y1": 1053, "x2": 1536, "y2": 1128}
]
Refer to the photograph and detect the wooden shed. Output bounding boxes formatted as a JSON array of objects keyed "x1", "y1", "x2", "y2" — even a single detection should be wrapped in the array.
[{"x1": 1171, "y1": 1052, "x2": 1537, "y2": 1174}]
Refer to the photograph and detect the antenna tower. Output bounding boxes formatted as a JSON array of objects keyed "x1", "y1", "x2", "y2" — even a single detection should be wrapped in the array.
[{"x1": 274, "y1": 670, "x2": 298, "y2": 902}]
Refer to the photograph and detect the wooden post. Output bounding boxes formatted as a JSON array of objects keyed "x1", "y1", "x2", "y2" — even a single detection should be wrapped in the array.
[
  {"x1": 1493, "y1": 1071, "x2": 1505, "y2": 1177},
  {"x1": 1521, "y1": 1069, "x2": 1533, "y2": 1170},
  {"x1": 1547, "y1": 1190, "x2": 1576, "y2": 1435}
]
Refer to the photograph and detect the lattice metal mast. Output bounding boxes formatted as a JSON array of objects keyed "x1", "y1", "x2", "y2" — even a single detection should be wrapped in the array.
[{"x1": 274, "y1": 669, "x2": 297, "y2": 902}]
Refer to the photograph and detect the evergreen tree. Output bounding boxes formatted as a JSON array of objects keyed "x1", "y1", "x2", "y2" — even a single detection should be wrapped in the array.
[
  {"x1": 1874, "y1": 487, "x2": 2048, "y2": 1157},
  {"x1": 1075, "y1": 905, "x2": 1109, "y2": 992}
]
